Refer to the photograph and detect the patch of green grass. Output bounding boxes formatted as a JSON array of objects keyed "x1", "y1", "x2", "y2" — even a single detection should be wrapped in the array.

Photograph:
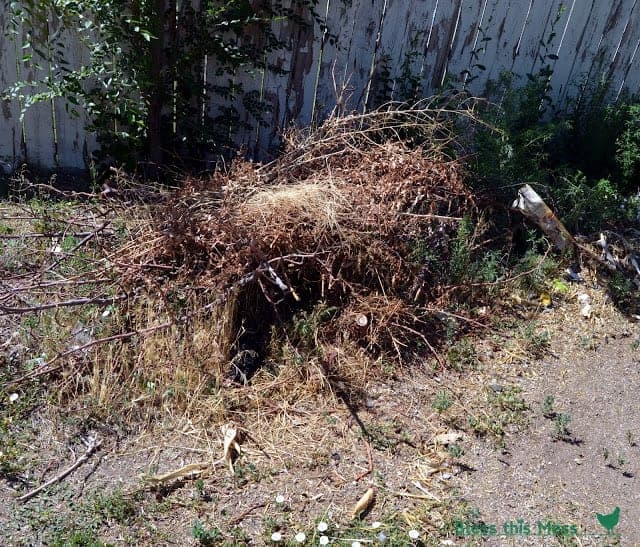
[
  {"x1": 9, "y1": 486, "x2": 141, "y2": 545},
  {"x1": 448, "y1": 443, "x2": 464, "y2": 458},
  {"x1": 468, "y1": 385, "x2": 528, "y2": 444}
]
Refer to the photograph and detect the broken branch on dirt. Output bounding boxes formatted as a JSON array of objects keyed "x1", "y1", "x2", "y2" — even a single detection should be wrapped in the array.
[{"x1": 17, "y1": 437, "x2": 102, "y2": 502}]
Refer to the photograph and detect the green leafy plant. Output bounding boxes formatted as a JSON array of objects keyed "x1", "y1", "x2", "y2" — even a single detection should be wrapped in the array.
[
  {"x1": 191, "y1": 520, "x2": 222, "y2": 546},
  {"x1": 553, "y1": 413, "x2": 572, "y2": 439},
  {"x1": 433, "y1": 390, "x2": 453, "y2": 413},
  {"x1": 446, "y1": 337, "x2": 479, "y2": 371},
  {"x1": 521, "y1": 322, "x2": 550, "y2": 358},
  {"x1": 541, "y1": 395, "x2": 555, "y2": 418},
  {"x1": 2, "y1": 0, "x2": 316, "y2": 170}
]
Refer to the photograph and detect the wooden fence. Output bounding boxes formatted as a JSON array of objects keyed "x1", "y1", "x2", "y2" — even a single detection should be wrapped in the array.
[{"x1": 1, "y1": 0, "x2": 640, "y2": 173}]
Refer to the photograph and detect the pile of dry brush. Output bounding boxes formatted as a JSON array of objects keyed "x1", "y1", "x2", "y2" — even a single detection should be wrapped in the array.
[{"x1": 112, "y1": 105, "x2": 483, "y2": 379}]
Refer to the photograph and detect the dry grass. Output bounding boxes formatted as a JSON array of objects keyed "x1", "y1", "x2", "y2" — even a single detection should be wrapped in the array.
[{"x1": 2, "y1": 104, "x2": 488, "y2": 423}]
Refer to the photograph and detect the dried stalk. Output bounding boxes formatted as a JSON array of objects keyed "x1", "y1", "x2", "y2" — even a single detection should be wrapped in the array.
[
  {"x1": 17, "y1": 438, "x2": 102, "y2": 502},
  {"x1": 0, "y1": 295, "x2": 126, "y2": 315}
]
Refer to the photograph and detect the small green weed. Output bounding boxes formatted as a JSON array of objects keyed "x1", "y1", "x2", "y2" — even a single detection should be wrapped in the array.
[
  {"x1": 433, "y1": 390, "x2": 453, "y2": 413},
  {"x1": 90, "y1": 489, "x2": 138, "y2": 524},
  {"x1": 446, "y1": 337, "x2": 479, "y2": 371},
  {"x1": 608, "y1": 271, "x2": 635, "y2": 309},
  {"x1": 627, "y1": 430, "x2": 637, "y2": 447},
  {"x1": 468, "y1": 385, "x2": 528, "y2": 445},
  {"x1": 553, "y1": 413, "x2": 572, "y2": 440},
  {"x1": 541, "y1": 395, "x2": 555, "y2": 418},
  {"x1": 191, "y1": 520, "x2": 222, "y2": 546},
  {"x1": 521, "y1": 322, "x2": 550, "y2": 358}
]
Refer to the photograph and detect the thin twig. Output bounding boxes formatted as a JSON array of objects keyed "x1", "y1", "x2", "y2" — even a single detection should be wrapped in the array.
[
  {"x1": 18, "y1": 438, "x2": 102, "y2": 502},
  {"x1": 354, "y1": 441, "x2": 374, "y2": 482},
  {"x1": 227, "y1": 502, "x2": 266, "y2": 526},
  {"x1": 0, "y1": 231, "x2": 113, "y2": 239},
  {"x1": 393, "y1": 322, "x2": 446, "y2": 370},
  {"x1": 0, "y1": 295, "x2": 125, "y2": 315}
]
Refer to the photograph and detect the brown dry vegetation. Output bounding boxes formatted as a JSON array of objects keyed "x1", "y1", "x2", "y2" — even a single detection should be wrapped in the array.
[{"x1": 5, "y1": 105, "x2": 631, "y2": 545}]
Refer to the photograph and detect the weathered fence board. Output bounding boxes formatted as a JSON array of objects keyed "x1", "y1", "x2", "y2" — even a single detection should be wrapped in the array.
[
  {"x1": 464, "y1": 0, "x2": 532, "y2": 95},
  {"x1": 53, "y1": 27, "x2": 92, "y2": 172},
  {"x1": 21, "y1": 26, "x2": 56, "y2": 171},
  {"x1": 0, "y1": 12, "x2": 21, "y2": 168},
  {"x1": 2, "y1": 0, "x2": 640, "y2": 172},
  {"x1": 314, "y1": 0, "x2": 363, "y2": 118},
  {"x1": 605, "y1": 0, "x2": 640, "y2": 100},
  {"x1": 446, "y1": 0, "x2": 489, "y2": 91}
]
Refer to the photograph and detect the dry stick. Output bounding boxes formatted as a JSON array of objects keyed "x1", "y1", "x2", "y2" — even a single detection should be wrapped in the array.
[
  {"x1": 393, "y1": 322, "x2": 446, "y2": 370},
  {"x1": 17, "y1": 439, "x2": 102, "y2": 502},
  {"x1": 0, "y1": 295, "x2": 126, "y2": 315},
  {"x1": 37, "y1": 220, "x2": 112, "y2": 278},
  {"x1": 5, "y1": 322, "x2": 172, "y2": 386},
  {"x1": 227, "y1": 502, "x2": 267, "y2": 527},
  {"x1": 354, "y1": 441, "x2": 374, "y2": 482},
  {"x1": 0, "y1": 231, "x2": 113, "y2": 239},
  {"x1": 422, "y1": 309, "x2": 491, "y2": 331},
  {"x1": 1, "y1": 278, "x2": 112, "y2": 292}
]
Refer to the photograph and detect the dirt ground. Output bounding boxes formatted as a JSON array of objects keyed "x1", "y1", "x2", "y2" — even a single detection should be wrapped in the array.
[
  {"x1": 460, "y1": 309, "x2": 640, "y2": 546},
  {"x1": 2, "y1": 284, "x2": 640, "y2": 546}
]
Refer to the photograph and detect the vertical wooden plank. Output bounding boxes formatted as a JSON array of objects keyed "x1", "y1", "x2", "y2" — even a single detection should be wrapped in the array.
[
  {"x1": 581, "y1": 0, "x2": 636, "y2": 99},
  {"x1": 553, "y1": 2, "x2": 626, "y2": 105},
  {"x1": 613, "y1": 3, "x2": 640, "y2": 99},
  {"x1": 464, "y1": 0, "x2": 532, "y2": 96},
  {"x1": 283, "y1": 1, "x2": 323, "y2": 127},
  {"x1": 419, "y1": 0, "x2": 463, "y2": 95},
  {"x1": 253, "y1": 0, "x2": 295, "y2": 158},
  {"x1": 513, "y1": 0, "x2": 566, "y2": 77},
  {"x1": 53, "y1": 28, "x2": 91, "y2": 172},
  {"x1": 0, "y1": 11, "x2": 22, "y2": 169},
  {"x1": 604, "y1": 0, "x2": 640, "y2": 100},
  {"x1": 21, "y1": 23, "x2": 56, "y2": 171},
  {"x1": 368, "y1": 0, "x2": 436, "y2": 104},
  {"x1": 340, "y1": 0, "x2": 387, "y2": 111},
  {"x1": 445, "y1": 0, "x2": 488, "y2": 91},
  {"x1": 547, "y1": 0, "x2": 600, "y2": 104},
  {"x1": 308, "y1": 0, "x2": 332, "y2": 124},
  {"x1": 313, "y1": 0, "x2": 363, "y2": 120}
]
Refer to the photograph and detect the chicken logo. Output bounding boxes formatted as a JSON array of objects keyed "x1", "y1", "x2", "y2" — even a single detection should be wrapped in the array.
[{"x1": 596, "y1": 507, "x2": 620, "y2": 533}]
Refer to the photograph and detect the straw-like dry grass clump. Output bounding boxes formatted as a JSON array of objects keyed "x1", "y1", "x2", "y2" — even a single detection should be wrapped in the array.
[{"x1": 109, "y1": 106, "x2": 481, "y2": 400}]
